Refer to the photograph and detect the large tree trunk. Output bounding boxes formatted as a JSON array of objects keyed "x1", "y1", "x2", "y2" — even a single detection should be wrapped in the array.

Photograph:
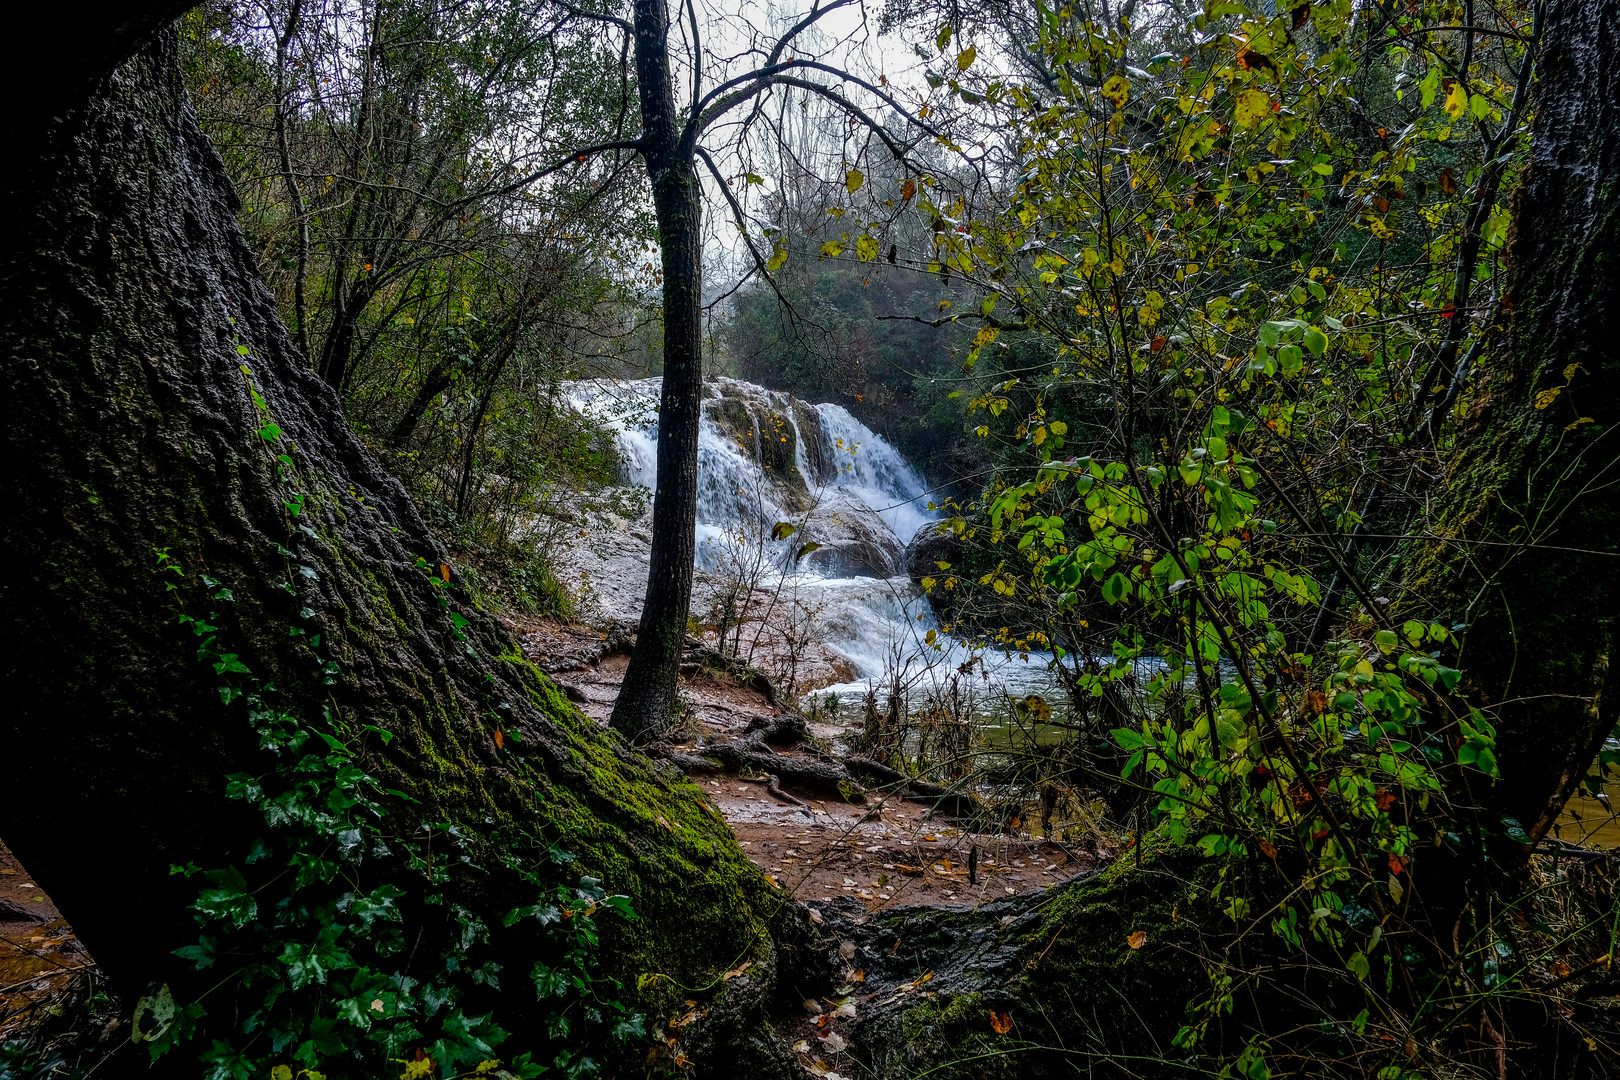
[
  {"x1": 0, "y1": 21, "x2": 808, "y2": 1076},
  {"x1": 1404, "y1": 0, "x2": 1620, "y2": 852},
  {"x1": 610, "y1": 0, "x2": 704, "y2": 742}
]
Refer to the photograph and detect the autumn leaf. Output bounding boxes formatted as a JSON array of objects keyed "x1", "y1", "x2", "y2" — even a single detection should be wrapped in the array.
[
  {"x1": 1438, "y1": 167, "x2": 1457, "y2": 195},
  {"x1": 1388, "y1": 854, "x2": 1406, "y2": 875},
  {"x1": 1258, "y1": 839, "x2": 1277, "y2": 859},
  {"x1": 845, "y1": 169, "x2": 864, "y2": 194},
  {"x1": 1443, "y1": 79, "x2": 1468, "y2": 120},
  {"x1": 1100, "y1": 74, "x2": 1130, "y2": 109},
  {"x1": 493, "y1": 728, "x2": 504, "y2": 749},
  {"x1": 1234, "y1": 88, "x2": 1271, "y2": 129},
  {"x1": 900, "y1": 178, "x2": 916, "y2": 202},
  {"x1": 1150, "y1": 335, "x2": 1166, "y2": 352},
  {"x1": 1535, "y1": 386, "x2": 1562, "y2": 410},
  {"x1": 1375, "y1": 788, "x2": 1396, "y2": 811},
  {"x1": 767, "y1": 242, "x2": 788, "y2": 272},
  {"x1": 957, "y1": 45, "x2": 977, "y2": 70},
  {"x1": 1127, "y1": 930, "x2": 1147, "y2": 949},
  {"x1": 819, "y1": 240, "x2": 845, "y2": 260},
  {"x1": 989, "y1": 1010, "x2": 1013, "y2": 1034},
  {"x1": 856, "y1": 235, "x2": 880, "y2": 263}
]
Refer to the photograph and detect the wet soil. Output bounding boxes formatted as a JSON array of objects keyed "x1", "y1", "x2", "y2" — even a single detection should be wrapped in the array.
[{"x1": 0, "y1": 842, "x2": 94, "y2": 1037}]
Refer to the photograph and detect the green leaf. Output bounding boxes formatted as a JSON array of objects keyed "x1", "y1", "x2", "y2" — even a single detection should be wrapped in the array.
[
  {"x1": 1302, "y1": 326, "x2": 1328, "y2": 357},
  {"x1": 1101, "y1": 572, "x2": 1129, "y2": 604},
  {"x1": 770, "y1": 521, "x2": 796, "y2": 541}
]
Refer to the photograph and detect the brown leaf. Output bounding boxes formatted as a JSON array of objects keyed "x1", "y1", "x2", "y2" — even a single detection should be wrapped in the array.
[
  {"x1": 1258, "y1": 839, "x2": 1277, "y2": 859},
  {"x1": 1127, "y1": 930, "x2": 1147, "y2": 949},
  {"x1": 989, "y1": 1010, "x2": 1014, "y2": 1034},
  {"x1": 493, "y1": 729, "x2": 504, "y2": 749},
  {"x1": 901, "y1": 178, "x2": 917, "y2": 202},
  {"x1": 1438, "y1": 168, "x2": 1457, "y2": 196}
]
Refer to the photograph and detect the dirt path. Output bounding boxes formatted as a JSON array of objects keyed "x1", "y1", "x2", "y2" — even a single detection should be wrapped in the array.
[{"x1": 510, "y1": 617, "x2": 1103, "y2": 915}]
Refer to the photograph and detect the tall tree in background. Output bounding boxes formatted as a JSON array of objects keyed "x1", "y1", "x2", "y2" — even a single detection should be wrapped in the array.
[{"x1": 546, "y1": 0, "x2": 947, "y2": 740}]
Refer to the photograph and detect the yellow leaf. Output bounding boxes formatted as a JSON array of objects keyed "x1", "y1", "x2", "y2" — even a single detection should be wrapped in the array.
[
  {"x1": 845, "y1": 169, "x2": 864, "y2": 194},
  {"x1": 957, "y1": 45, "x2": 977, "y2": 70},
  {"x1": 1101, "y1": 74, "x2": 1130, "y2": 108},
  {"x1": 989, "y1": 1010, "x2": 1013, "y2": 1034},
  {"x1": 1233, "y1": 88, "x2": 1271, "y2": 129},
  {"x1": 856, "y1": 235, "x2": 880, "y2": 262},
  {"x1": 272, "y1": 1068, "x2": 294, "y2": 1080},
  {"x1": 1443, "y1": 80, "x2": 1468, "y2": 120},
  {"x1": 1535, "y1": 386, "x2": 1562, "y2": 410},
  {"x1": 819, "y1": 240, "x2": 845, "y2": 259},
  {"x1": 768, "y1": 243, "x2": 788, "y2": 272},
  {"x1": 1566, "y1": 416, "x2": 1594, "y2": 431},
  {"x1": 1127, "y1": 930, "x2": 1147, "y2": 949},
  {"x1": 1564, "y1": 362, "x2": 1586, "y2": 380}
]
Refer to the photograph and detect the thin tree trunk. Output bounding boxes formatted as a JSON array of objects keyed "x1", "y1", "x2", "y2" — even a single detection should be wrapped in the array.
[
  {"x1": 610, "y1": 0, "x2": 703, "y2": 742},
  {"x1": 1405, "y1": 0, "x2": 1620, "y2": 853}
]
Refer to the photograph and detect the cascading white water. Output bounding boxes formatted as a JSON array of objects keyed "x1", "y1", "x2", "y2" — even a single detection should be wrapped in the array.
[
  {"x1": 814, "y1": 403, "x2": 935, "y2": 545},
  {"x1": 567, "y1": 376, "x2": 1050, "y2": 699}
]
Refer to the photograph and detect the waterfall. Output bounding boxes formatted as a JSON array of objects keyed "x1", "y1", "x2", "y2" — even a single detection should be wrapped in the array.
[
  {"x1": 566, "y1": 376, "x2": 1050, "y2": 697},
  {"x1": 814, "y1": 403, "x2": 934, "y2": 545}
]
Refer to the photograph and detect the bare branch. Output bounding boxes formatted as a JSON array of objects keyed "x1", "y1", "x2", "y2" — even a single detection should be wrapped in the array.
[{"x1": 556, "y1": 1, "x2": 632, "y2": 36}]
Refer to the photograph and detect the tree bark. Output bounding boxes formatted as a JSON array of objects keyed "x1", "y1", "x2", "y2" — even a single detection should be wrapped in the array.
[
  {"x1": 0, "y1": 20, "x2": 807, "y2": 1075},
  {"x1": 609, "y1": 0, "x2": 704, "y2": 742},
  {"x1": 1404, "y1": 0, "x2": 1620, "y2": 853}
]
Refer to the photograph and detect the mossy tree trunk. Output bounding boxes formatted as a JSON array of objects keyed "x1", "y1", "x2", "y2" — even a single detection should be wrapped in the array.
[
  {"x1": 0, "y1": 16, "x2": 808, "y2": 1076},
  {"x1": 1402, "y1": 0, "x2": 1620, "y2": 851}
]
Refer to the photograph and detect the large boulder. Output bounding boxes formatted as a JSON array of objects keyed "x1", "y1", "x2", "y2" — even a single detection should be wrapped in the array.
[{"x1": 798, "y1": 489, "x2": 907, "y2": 578}]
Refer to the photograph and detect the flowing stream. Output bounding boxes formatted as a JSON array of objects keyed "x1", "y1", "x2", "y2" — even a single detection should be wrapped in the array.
[{"x1": 566, "y1": 377, "x2": 1052, "y2": 704}]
